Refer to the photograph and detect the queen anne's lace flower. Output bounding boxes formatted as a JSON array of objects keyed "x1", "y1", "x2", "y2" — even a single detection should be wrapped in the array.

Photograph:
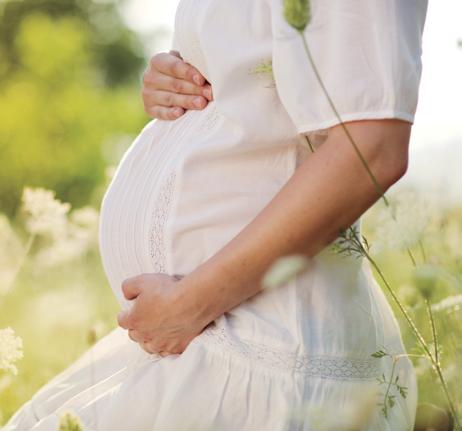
[
  {"x1": 31, "y1": 203, "x2": 99, "y2": 268},
  {"x1": 21, "y1": 187, "x2": 71, "y2": 237},
  {"x1": 371, "y1": 190, "x2": 433, "y2": 254},
  {"x1": 0, "y1": 327, "x2": 23, "y2": 375}
]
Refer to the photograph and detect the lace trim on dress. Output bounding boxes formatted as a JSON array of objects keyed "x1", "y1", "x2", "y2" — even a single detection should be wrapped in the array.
[
  {"x1": 197, "y1": 104, "x2": 223, "y2": 134},
  {"x1": 199, "y1": 323, "x2": 381, "y2": 380},
  {"x1": 149, "y1": 171, "x2": 177, "y2": 273}
]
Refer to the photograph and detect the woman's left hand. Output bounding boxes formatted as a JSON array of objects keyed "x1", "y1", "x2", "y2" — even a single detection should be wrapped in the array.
[{"x1": 117, "y1": 273, "x2": 209, "y2": 357}]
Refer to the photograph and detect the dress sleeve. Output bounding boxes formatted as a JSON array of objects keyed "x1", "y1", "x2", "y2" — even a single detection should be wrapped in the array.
[{"x1": 267, "y1": 0, "x2": 428, "y2": 135}]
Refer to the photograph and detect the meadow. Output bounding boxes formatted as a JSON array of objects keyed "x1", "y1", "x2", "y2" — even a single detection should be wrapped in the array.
[
  {"x1": 0, "y1": 184, "x2": 461, "y2": 429},
  {"x1": 1, "y1": 0, "x2": 461, "y2": 429}
]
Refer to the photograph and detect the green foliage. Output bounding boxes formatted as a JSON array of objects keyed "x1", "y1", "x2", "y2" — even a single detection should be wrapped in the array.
[{"x1": 0, "y1": 1, "x2": 148, "y2": 216}]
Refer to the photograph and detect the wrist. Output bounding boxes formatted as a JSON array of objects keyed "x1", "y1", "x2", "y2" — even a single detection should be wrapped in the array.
[{"x1": 173, "y1": 270, "x2": 222, "y2": 329}]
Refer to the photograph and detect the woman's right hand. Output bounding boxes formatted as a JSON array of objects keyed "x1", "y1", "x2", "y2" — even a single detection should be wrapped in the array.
[{"x1": 142, "y1": 50, "x2": 213, "y2": 121}]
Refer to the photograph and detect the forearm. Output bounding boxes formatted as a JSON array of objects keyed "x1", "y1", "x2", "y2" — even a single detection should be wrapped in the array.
[{"x1": 178, "y1": 119, "x2": 410, "y2": 325}]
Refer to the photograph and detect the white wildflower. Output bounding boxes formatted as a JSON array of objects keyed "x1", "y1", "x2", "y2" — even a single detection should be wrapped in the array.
[
  {"x1": 21, "y1": 187, "x2": 70, "y2": 237},
  {"x1": 0, "y1": 327, "x2": 23, "y2": 375},
  {"x1": 33, "y1": 206, "x2": 99, "y2": 268},
  {"x1": 432, "y1": 294, "x2": 462, "y2": 313},
  {"x1": 371, "y1": 189, "x2": 434, "y2": 254},
  {"x1": 262, "y1": 255, "x2": 310, "y2": 289}
]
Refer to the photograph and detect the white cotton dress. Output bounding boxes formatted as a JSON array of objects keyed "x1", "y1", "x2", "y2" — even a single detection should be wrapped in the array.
[{"x1": 3, "y1": 0, "x2": 428, "y2": 430}]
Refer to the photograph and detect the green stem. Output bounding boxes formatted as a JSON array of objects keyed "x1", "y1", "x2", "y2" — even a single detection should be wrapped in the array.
[
  {"x1": 361, "y1": 238, "x2": 460, "y2": 429},
  {"x1": 298, "y1": 31, "x2": 420, "y2": 267},
  {"x1": 406, "y1": 247, "x2": 417, "y2": 268},
  {"x1": 382, "y1": 357, "x2": 398, "y2": 418},
  {"x1": 303, "y1": 134, "x2": 315, "y2": 153},
  {"x1": 426, "y1": 299, "x2": 439, "y2": 366},
  {"x1": 298, "y1": 32, "x2": 389, "y2": 207},
  {"x1": 296, "y1": 28, "x2": 459, "y2": 429},
  {"x1": 419, "y1": 238, "x2": 427, "y2": 264}
]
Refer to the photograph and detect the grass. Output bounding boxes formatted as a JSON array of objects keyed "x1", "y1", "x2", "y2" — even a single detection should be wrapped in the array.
[{"x1": 0, "y1": 189, "x2": 461, "y2": 427}]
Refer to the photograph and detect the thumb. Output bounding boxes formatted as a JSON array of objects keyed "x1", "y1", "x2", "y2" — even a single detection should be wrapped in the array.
[
  {"x1": 117, "y1": 308, "x2": 133, "y2": 330},
  {"x1": 121, "y1": 277, "x2": 141, "y2": 300}
]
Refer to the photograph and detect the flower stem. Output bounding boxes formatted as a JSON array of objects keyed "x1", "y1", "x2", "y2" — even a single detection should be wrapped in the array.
[
  {"x1": 299, "y1": 32, "x2": 389, "y2": 206},
  {"x1": 426, "y1": 299, "x2": 439, "y2": 366},
  {"x1": 296, "y1": 28, "x2": 459, "y2": 429},
  {"x1": 361, "y1": 236, "x2": 460, "y2": 429}
]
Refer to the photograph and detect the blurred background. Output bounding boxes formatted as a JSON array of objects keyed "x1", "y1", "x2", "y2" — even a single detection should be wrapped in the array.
[{"x1": 0, "y1": 0, "x2": 461, "y2": 427}]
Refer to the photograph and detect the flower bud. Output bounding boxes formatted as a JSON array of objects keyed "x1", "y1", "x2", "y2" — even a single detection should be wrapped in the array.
[{"x1": 283, "y1": 0, "x2": 311, "y2": 32}]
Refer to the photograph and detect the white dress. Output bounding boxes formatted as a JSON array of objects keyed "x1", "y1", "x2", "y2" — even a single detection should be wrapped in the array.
[{"x1": 4, "y1": 0, "x2": 428, "y2": 430}]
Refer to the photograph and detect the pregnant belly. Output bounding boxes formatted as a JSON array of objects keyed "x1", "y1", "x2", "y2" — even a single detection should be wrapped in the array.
[
  {"x1": 98, "y1": 118, "x2": 184, "y2": 307},
  {"x1": 98, "y1": 103, "x2": 233, "y2": 307}
]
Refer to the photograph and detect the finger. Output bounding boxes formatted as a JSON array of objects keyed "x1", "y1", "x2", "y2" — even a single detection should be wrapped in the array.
[
  {"x1": 128, "y1": 329, "x2": 145, "y2": 343},
  {"x1": 117, "y1": 309, "x2": 134, "y2": 330},
  {"x1": 151, "y1": 53, "x2": 206, "y2": 86},
  {"x1": 144, "y1": 89, "x2": 208, "y2": 111},
  {"x1": 143, "y1": 72, "x2": 209, "y2": 98},
  {"x1": 146, "y1": 105, "x2": 185, "y2": 121},
  {"x1": 203, "y1": 84, "x2": 213, "y2": 101},
  {"x1": 121, "y1": 277, "x2": 141, "y2": 301},
  {"x1": 159, "y1": 351, "x2": 172, "y2": 357},
  {"x1": 141, "y1": 340, "x2": 160, "y2": 355}
]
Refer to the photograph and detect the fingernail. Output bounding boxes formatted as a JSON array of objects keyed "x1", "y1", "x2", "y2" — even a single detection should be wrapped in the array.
[
  {"x1": 173, "y1": 107, "x2": 184, "y2": 116},
  {"x1": 203, "y1": 87, "x2": 212, "y2": 100},
  {"x1": 193, "y1": 97, "x2": 203, "y2": 108},
  {"x1": 193, "y1": 74, "x2": 203, "y2": 85}
]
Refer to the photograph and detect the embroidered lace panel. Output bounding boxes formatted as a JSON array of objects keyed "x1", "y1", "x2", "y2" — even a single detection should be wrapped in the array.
[
  {"x1": 198, "y1": 323, "x2": 381, "y2": 380},
  {"x1": 149, "y1": 171, "x2": 176, "y2": 273},
  {"x1": 197, "y1": 104, "x2": 223, "y2": 134}
]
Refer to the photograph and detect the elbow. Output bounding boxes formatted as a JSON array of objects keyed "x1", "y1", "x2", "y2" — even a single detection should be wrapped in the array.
[
  {"x1": 358, "y1": 119, "x2": 412, "y2": 191},
  {"x1": 328, "y1": 118, "x2": 412, "y2": 192},
  {"x1": 379, "y1": 148, "x2": 409, "y2": 189}
]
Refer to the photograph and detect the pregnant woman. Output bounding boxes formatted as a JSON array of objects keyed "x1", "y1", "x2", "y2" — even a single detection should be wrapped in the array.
[{"x1": 4, "y1": 0, "x2": 428, "y2": 429}]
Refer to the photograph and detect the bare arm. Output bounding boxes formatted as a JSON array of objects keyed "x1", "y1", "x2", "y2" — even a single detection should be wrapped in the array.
[
  {"x1": 177, "y1": 119, "x2": 410, "y2": 324},
  {"x1": 118, "y1": 118, "x2": 411, "y2": 355}
]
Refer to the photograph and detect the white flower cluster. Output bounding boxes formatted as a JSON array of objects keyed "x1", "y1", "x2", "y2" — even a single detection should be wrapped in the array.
[
  {"x1": 371, "y1": 189, "x2": 434, "y2": 254},
  {"x1": 20, "y1": 187, "x2": 99, "y2": 268},
  {"x1": 22, "y1": 187, "x2": 71, "y2": 237},
  {"x1": 0, "y1": 327, "x2": 23, "y2": 375}
]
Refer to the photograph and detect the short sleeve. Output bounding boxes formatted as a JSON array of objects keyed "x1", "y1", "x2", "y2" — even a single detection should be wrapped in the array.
[{"x1": 267, "y1": 0, "x2": 428, "y2": 135}]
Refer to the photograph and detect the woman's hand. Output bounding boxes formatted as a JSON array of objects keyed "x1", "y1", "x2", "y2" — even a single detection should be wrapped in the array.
[
  {"x1": 142, "y1": 50, "x2": 213, "y2": 121},
  {"x1": 117, "y1": 273, "x2": 210, "y2": 357}
]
